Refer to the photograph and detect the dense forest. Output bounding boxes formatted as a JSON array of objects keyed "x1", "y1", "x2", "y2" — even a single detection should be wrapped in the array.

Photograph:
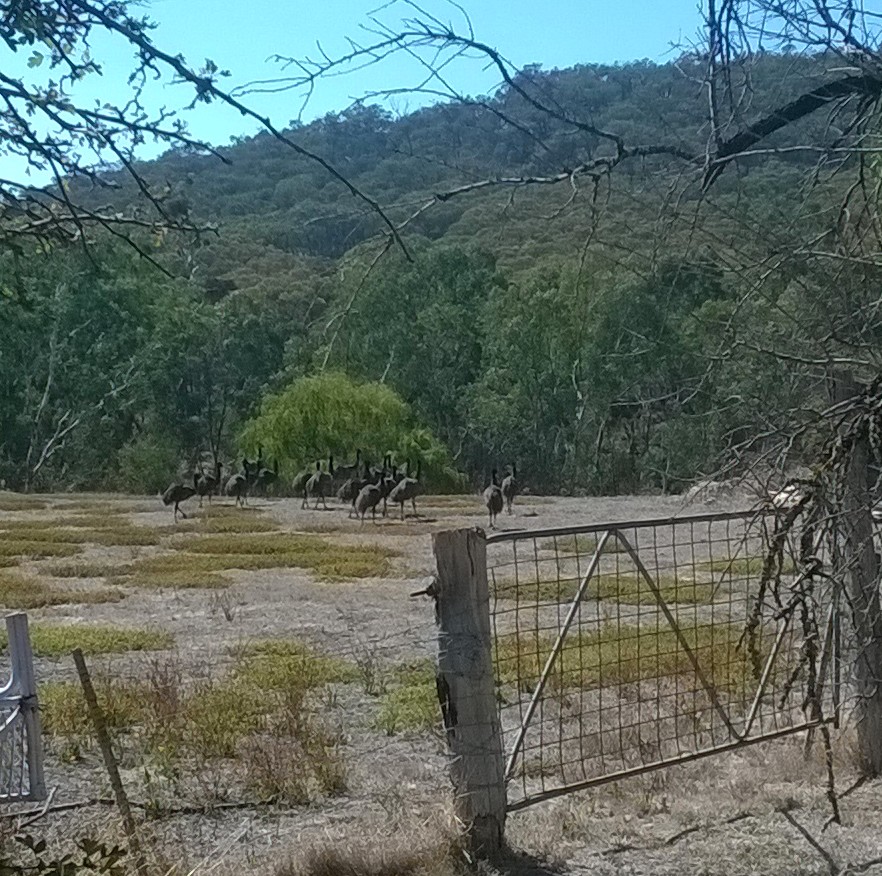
[{"x1": 0, "y1": 53, "x2": 864, "y2": 494}]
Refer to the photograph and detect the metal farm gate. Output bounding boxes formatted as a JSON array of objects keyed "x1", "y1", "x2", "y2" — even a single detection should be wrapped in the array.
[
  {"x1": 483, "y1": 509, "x2": 839, "y2": 812},
  {"x1": 0, "y1": 613, "x2": 45, "y2": 803}
]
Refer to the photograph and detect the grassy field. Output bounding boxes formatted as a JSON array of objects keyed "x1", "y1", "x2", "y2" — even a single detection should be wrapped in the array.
[{"x1": 0, "y1": 490, "x2": 860, "y2": 876}]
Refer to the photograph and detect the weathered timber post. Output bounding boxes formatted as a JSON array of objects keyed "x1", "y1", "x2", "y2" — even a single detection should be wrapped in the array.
[
  {"x1": 432, "y1": 527, "x2": 506, "y2": 856},
  {"x1": 835, "y1": 373, "x2": 882, "y2": 775}
]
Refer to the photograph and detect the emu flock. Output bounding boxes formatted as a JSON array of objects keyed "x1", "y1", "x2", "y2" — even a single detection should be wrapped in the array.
[{"x1": 162, "y1": 448, "x2": 519, "y2": 528}]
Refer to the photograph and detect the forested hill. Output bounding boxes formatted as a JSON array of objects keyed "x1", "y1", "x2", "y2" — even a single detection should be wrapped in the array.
[{"x1": 1, "y1": 54, "x2": 846, "y2": 494}]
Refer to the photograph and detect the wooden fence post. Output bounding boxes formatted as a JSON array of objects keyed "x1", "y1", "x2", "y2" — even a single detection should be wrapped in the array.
[{"x1": 432, "y1": 527, "x2": 506, "y2": 857}]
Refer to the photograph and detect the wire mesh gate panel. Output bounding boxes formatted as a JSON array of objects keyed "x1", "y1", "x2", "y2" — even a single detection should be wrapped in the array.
[
  {"x1": 486, "y1": 509, "x2": 836, "y2": 811},
  {"x1": 0, "y1": 613, "x2": 45, "y2": 802}
]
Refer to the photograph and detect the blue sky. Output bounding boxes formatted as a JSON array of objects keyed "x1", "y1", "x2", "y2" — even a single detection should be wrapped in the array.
[
  {"x1": 137, "y1": 0, "x2": 706, "y2": 143},
  {"x1": 3, "y1": 1, "x2": 706, "y2": 181}
]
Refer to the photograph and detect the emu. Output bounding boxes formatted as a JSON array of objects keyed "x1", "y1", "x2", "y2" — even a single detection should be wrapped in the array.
[
  {"x1": 501, "y1": 463, "x2": 518, "y2": 514},
  {"x1": 388, "y1": 460, "x2": 421, "y2": 521},
  {"x1": 196, "y1": 461, "x2": 222, "y2": 507},
  {"x1": 225, "y1": 458, "x2": 252, "y2": 507},
  {"x1": 483, "y1": 469, "x2": 503, "y2": 529},
  {"x1": 163, "y1": 473, "x2": 199, "y2": 521},
  {"x1": 354, "y1": 467, "x2": 384, "y2": 524},
  {"x1": 305, "y1": 456, "x2": 334, "y2": 509}
]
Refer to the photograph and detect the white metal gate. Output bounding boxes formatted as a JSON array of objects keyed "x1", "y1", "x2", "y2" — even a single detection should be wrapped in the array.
[{"x1": 0, "y1": 613, "x2": 45, "y2": 802}]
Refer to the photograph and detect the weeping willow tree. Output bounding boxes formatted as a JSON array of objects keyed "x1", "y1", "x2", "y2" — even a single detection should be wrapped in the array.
[{"x1": 240, "y1": 372, "x2": 465, "y2": 491}]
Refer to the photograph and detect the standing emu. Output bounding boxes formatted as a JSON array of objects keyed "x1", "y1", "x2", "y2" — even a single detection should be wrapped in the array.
[
  {"x1": 387, "y1": 460, "x2": 421, "y2": 520},
  {"x1": 163, "y1": 473, "x2": 199, "y2": 521},
  {"x1": 196, "y1": 461, "x2": 222, "y2": 507},
  {"x1": 483, "y1": 469, "x2": 503, "y2": 529},
  {"x1": 305, "y1": 456, "x2": 334, "y2": 509},
  {"x1": 225, "y1": 459, "x2": 252, "y2": 507},
  {"x1": 354, "y1": 467, "x2": 384, "y2": 524},
  {"x1": 501, "y1": 463, "x2": 518, "y2": 514}
]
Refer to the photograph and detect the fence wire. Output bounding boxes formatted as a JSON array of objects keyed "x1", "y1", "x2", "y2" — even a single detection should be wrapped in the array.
[{"x1": 486, "y1": 510, "x2": 837, "y2": 811}]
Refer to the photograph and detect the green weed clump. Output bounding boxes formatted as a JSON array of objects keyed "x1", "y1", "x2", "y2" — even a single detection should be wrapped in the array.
[
  {"x1": 374, "y1": 660, "x2": 439, "y2": 736},
  {"x1": 41, "y1": 640, "x2": 351, "y2": 804},
  {"x1": 0, "y1": 623, "x2": 173, "y2": 657}
]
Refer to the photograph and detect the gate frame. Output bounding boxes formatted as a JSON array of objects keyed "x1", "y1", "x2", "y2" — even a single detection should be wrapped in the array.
[
  {"x1": 432, "y1": 509, "x2": 838, "y2": 834},
  {"x1": 0, "y1": 612, "x2": 45, "y2": 802}
]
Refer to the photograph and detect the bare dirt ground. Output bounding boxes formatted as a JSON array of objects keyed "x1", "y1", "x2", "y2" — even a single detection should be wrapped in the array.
[{"x1": 2, "y1": 488, "x2": 881, "y2": 876}]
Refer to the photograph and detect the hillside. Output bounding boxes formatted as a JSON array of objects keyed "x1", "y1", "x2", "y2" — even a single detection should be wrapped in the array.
[{"x1": 0, "y1": 54, "x2": 859, "y2": 493}]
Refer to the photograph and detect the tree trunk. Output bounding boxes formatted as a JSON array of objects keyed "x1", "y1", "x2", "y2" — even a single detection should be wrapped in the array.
[{"x1": 835, "y1": 373, "x2": 882, "y2": 775}]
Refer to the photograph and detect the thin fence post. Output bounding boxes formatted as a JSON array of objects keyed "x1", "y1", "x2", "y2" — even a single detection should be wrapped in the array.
[
  {"x1": 432, "y1": 527, "x2": 506, "y2": 857},
  {"x1": 7, "y1": 613, "x2": 45, "y2": 800},
  {"x1": 73, "y1": 648, "x2": 147, "y2": 875}
]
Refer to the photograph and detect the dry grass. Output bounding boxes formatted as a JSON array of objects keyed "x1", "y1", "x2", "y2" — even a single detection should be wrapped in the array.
[
  {"x1": 0, "y1": 558, "x2": 18, "y2": 568},
  {"x1": 171, "y1": 533, "x2": 400, "y2": 581},
  {"x1": 190, "y1": 505, "x2": 265, "y2": 519},
  {"x1": 0, "y1": 623, "x2": 173, "y2": 657},
  {"x1": 0, "y1": 493, "x2": 47, "y2": 511},
  {"x1": 538, "y1": 533, "x2": 629, "y2": 554},
  {"x1": 0, "y1": 571, "x2": 122, "y2": 609},
  {"x1": 494, "y1": 622, "x2": 751, "y2": 693},
  {"x1": 279, "y1": 833, "x2": 467, "y2": 876}
]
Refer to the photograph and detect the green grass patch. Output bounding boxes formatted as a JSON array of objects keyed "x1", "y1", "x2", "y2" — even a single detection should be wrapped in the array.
[
  {"x1": 0, "y1": 558, "x2": 19, "y2": 568},
  {"x1": 42, "y1": 643, "x2": 348, "y2": 802},
  {"x1": 0, "y1": 572, "x2": 122, "y2": 609},
  {"x1": 0, "y1": 527, "x2": 159, "y2": 546},
  {"x1": 494, "y1": 622, "x2": 750, "y2": 693},
  {"x1": 177, "y1": 516, "x2": 278, "y2": 534},
  {"x1": 373, "y1": 659, "x2": 439, "y2": 736},
  {"x1": 115, "y1": 569, "x2": 229, "y2": 589},
  {"x1": 41, "y1": 560, "x2": 133, "y2": 579},
  {"x1": 41, "y1": 679, "x2": 149, "y2": 740},
  {"x1": 699, "y1": 555, "x2": 796, "y2": 576},
  {"x1": 0, "y1": 623, "x2": 173, "y2": 657},
  {"x1": 172, "y1": 533, "x2": 399, "y2": 581},
  {"x1": 235, "y1": 639, "x2": 358, "y2": 690},
  {"x1": 0, "y1": 540, "x2": 81, "y2": 558}
]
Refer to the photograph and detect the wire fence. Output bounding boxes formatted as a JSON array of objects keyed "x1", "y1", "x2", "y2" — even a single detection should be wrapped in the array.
[
  {"x1": 486, "y1": 510, "x2": 837, "y2": 811},
  {"x1": 7, "y1": 615, "x2": 443, "y2": 832}
]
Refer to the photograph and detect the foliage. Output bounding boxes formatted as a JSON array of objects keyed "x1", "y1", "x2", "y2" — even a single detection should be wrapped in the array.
[
  {"x1": 0, "y1": 51, "x2": 870, "y2": 494},
  {"x1": 241, "y1": 372, "x2": 465, "y2": 490}
]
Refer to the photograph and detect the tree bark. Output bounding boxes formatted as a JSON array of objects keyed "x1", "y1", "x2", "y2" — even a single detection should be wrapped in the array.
[{"x1": 835, "y1": 373, "x2": 882, "y2": 775}]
